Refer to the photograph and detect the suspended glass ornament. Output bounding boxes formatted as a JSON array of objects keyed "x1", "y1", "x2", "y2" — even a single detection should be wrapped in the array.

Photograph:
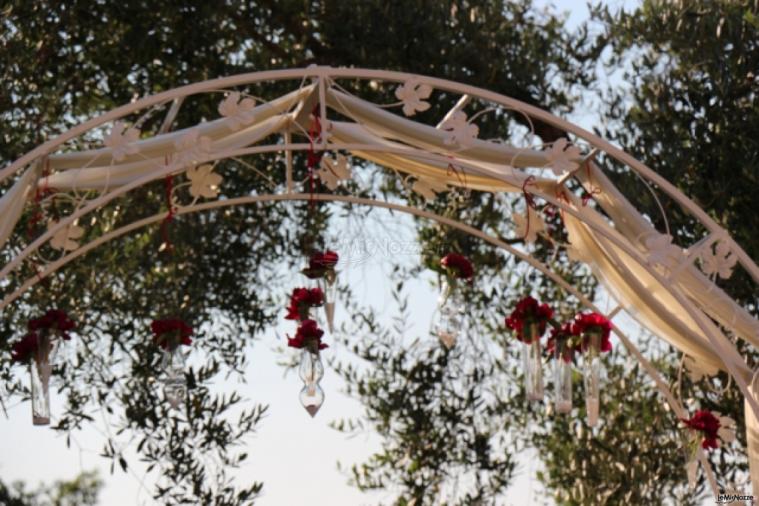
[
  {"x1": 318, "y1": 272, "x2": 338, "y2": 333},
  {"x1": 31, "y1": 332, "x2": 54, "y2": 425},
  {"x1": 298, "y1": 348, "x2": 325, "y2": 417},
  {"x1": 431, "y1": 280, "x2": 464, "y2": 349},
  {"x1": 522, "y1": 322, "x2": 544, "y2": 402},
  {"x1": 583, "y1": 330, "x2": 602, "y2": 426},
  {"x1": 161, "y1": 346, "x2": 187, "y2": 409},
  {"x1": 553, "y1": 339, "x2": 573, "y2": 414}
]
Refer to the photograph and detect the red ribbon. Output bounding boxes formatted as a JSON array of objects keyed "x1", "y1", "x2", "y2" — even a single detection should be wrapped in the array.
[
  {"x1": 580, "y1": 161, "x2": 601, "y2": 206},
  {"x1": 306, "y1": 104, "x2": 323, "y2": 212},
  {"x1": 160, "y1": 156, "x2": 175, "y2": 253}
]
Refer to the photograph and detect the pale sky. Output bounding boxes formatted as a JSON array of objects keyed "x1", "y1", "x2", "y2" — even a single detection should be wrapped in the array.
[{"x1": 0, "y1": 1, "x2": 648, "y2": 504}]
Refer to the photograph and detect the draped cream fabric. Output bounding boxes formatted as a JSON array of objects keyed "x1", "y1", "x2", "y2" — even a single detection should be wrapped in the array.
[{"x1": 2, "y1": 81, "x2": 758, "y2": 491}]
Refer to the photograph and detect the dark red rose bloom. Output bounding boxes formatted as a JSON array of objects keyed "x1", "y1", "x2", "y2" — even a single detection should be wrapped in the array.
[
  {"x1": 287, "y1": 319, "x2": 328, "y2": 350},
  {"x1": 682, "y1": 410, "x2": 721, "y2": 449},
  {"x1": 151, "y1": 318, "x2": 193, "y2": 350},
  {"x1": 310, "y1": 250, "x2": 338, "y2": 269},
  {"x1": 285, "y1": 287, "x2": 325, "y2": 321},
  {"x1": 11, "y1": 333, "x2": 40, "y2": 363},
  {"x1": 572, "y1": 312, "x2": 613, "y2": 353},
  {"x1": 505, "y1": 296, "x2": 554, "y2": 343},
  {"x1": 440, "y1": 253, "x2": 474, "y2": 280},
  {"x1": 546, "y1": 323, "x2": 576, "y2": 363},
  {"x1": 302, "y1": 251, "x2": 339, "y2": 279},
  {"x1": 28, "y1": 309, "x2": 75, "y2": 340}
]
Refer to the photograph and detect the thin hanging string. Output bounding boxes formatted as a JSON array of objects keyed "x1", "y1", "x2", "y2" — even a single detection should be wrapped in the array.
[
  {"x1": 160, "y1": 155, "x2": 175, "y2": 254},
  {"x1": 520, "y1": 175, "x2": 537, "y2": 241},
  {"x1": 446, "y1": 157, "x2": 468, "y2": 188}
]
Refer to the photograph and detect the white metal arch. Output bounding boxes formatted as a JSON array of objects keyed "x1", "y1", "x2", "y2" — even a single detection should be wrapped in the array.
[{"x1": 1, "y1": 66, "x2": 757, "y2": 494}]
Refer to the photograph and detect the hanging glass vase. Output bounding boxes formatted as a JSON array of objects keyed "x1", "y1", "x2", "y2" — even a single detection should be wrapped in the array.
[
  {"x1": 522, "y1": 322, "x2": 544, "y2": 402},
  {"x1": 319, "y1": 272, "x2": 338, "y2": 333},
  {"x1": 683, "y1": 433, "x2": 700, "y2": 489},
  {"x1": 298, "y1": 348, "x2": 325, "y2": 417},
  {"x1": 161, "y1": 346, "x2": 187, "y2": 409},
  {"x1": 31, "y1": 332, "x2": 54, "y2": 425},
  {"x1": 553, "y1": 339, "x2": 572, "y2": 414},
  {"x1": 583, "y1": 330, "x2": 602, "y2": 426},
  {"x1": 431, "y1": 280, "x2": 463, "y2": 349}
]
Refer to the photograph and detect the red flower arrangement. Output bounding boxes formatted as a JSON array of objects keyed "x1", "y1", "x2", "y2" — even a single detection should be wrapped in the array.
[
  {"x1": 440, "y1": 253, "x2": 474, "y2": 280},
  {"x1": 302, "y1": 250, "x2": 339, "y2": 279},
  {"x1": 505, "y1": 296, "x2": 554, "y2": 343},
  {"x1": 285, "y1": 287, "x2": 324, "y2": 321},
  {"x1": 151, "y1": 318, "x2": 193, "y2": 350},
  {"x1": 11, "y1": 309, "x2": 75, "y2": 363},
  {"x1": 572, "y1": 312, "x2": 613, "y2": 353},
  {"x1": 287, "y1": 319, "x2": 328, "y2": 351},
  {"x1": 546, "y1": 323, "x2": 577, "y2": 363},
  {"x1": 682, "y1": 409, "x2": 721, "y2": 449}
]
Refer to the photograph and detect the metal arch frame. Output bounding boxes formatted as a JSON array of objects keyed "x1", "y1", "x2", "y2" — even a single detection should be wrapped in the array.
[
  {"x1": 0, "y1": 192, "x2": 722, "y2": 493},
  {"x1": 0, "y1": 67, "x2": 755, "y2": 492},
  {"x1": 2, "y1": 66, "x2": 755, "y2": 289}
]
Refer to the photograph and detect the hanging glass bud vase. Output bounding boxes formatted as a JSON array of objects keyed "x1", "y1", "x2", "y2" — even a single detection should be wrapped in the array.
[
  {"x1": 31, "y1": 332, "x2": 54, "y2": 425},
  {"x1": 553, "y1": 339, "x2": 573, "y2": 414},
  {"x1": 298, "y1": 348, "x2": 325, "y2": 417},
  {"x1": 431, "y1": 280, "x2": 463, "y2": 349},
  {"x1": 318, "y1": 271, "x2": 338, "y2": 333},
  {"x1": 583, "y1": 330, "x2": 602, "y2": 426},
  {"x1": 161, "y1": 346, "x2": 187, "y2": 409},
  {"x1": 522, "y1": 322, "x2": 544, "y2": 402}
]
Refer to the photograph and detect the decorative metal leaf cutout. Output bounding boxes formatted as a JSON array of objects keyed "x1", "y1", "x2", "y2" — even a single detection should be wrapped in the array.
[
  {"x1": 317, "y1": 154, "x2": 352, "y2": 190},
  {"x1": 395, "y1": 79, "x2": 432, "y2": 116}
]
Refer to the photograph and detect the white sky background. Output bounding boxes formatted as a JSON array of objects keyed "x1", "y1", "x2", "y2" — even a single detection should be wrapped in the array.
[{"x1": 0, "y1": 1, "x2": 658, "y2": 505}]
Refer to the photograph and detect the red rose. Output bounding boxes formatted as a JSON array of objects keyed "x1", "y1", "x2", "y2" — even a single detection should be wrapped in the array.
[
  {"x1": 302, "y1": 250, "x2": 339, "y2": 279},
  {"x1": 11, "y1": 333, "x2": 40, "y2": 363},
  {"x1": 505, "y1": 296, "x2": 553, "y2": 343},
  {"x1": 28, "y1": 309, "x2": 75, "y2": 340},
  {"x1": 440, "y1": 253, "x2": 474, "y2": 280},
  {"x1": 682, "y1": 410, "x2": 721, "y2": 449},
  {"x1": 572, "y1": 312, "x2": 612, "y2": 353},
  {"x1": 287, "y1": 319, "x2": 327, "y2": 351},
  {"x1": 546, "y1": 323, "x2": 576, "y2": 363},
  {"x1": 151, "y1": 318, "x2": 193, "y2": 350},
  {"x1": 285, "y1": 287, "x2": 325, "y2": 321}
]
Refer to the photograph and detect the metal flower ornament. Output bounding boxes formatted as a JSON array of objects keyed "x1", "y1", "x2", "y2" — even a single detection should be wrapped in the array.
[{"x1": 395, "y1": 78, "x2": 432, "y2": 117}]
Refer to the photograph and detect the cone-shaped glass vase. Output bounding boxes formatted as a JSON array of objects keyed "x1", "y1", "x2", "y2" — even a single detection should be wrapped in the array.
[
  {"x1": 522, "y1": 324, "x2": 544, "y2": 402},
  {"x1": 319, "y1": 273, "x2": 338, "y2": 333},
  {"x1": 431, "y1": 280, "x2": 463, "y2": 349},
  {"x1": 31, "y1": 332, "x2": 54, "y2": 425},
  {"x1": 554, "y1": 340, "x2": 572, "y2": 414},
  {"x1": 583, "y1": 331, "x2": 602, "y2": 426},
  {"x1": 161, "y1": 346, "x2": 187, "y2": 409}
]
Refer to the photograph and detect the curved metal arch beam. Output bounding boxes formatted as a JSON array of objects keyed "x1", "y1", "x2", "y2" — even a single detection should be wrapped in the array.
[
  {"x1": 2, "y1": 66, "x2": 755, "y2": 288},
  {"x1": 4, "y1": 138, "x2": 757, "y2": 423},
  {"x1": 0, "y1": 192, "x2": 720, "y2": 494}
]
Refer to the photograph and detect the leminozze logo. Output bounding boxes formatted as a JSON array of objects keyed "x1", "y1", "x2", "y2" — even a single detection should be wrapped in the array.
[{"x1": 716, "y1": 489, "x2": 754, "y2": 505}]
